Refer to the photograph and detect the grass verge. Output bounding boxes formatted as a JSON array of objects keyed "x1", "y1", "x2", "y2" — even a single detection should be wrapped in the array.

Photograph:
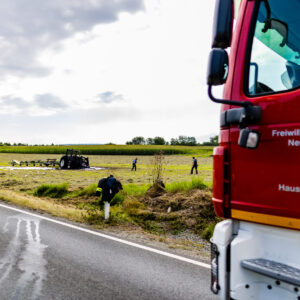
[
  {"x1": 0, "y1": 189, "x2": 83, "y2": 222},
  {"x1": 34, "y1": 183, "x2": 69, "y2": 198},
  {"x1": 1, "y1": 178, "x2": 218, "y2": 241}
]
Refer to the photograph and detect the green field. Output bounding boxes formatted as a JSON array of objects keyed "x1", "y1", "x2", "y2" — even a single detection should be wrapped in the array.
[
  {"x1": 0, "y1": 153, "x2": 213, "y2": 189},
  {"x1": 0, "y1": 152, "x2": 216, "y2": 242},
  {"x1": 0, "y1": 144, "x2": 213, "y2": 156}
]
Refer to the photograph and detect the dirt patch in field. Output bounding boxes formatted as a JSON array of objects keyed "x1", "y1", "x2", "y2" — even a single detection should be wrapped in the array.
[
  {"x1": 144, "y1": 187, "x2": 212, "y2": 213},
  {"x1": 120, "y1": 186, "x2": 219, "y2": 240},
  {"x1": 1, "y1": 179, "x2": 23, "y2": 187}
]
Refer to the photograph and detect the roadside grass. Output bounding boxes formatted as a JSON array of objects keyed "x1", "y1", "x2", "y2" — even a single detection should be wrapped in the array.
[
  {"x1": 0, "y1": 152, "x2": 216, "y2": 240},
  {"x1": 34, "y1": 183, "x2": 69, "y2": 198},
  {"x1": 72, "y1": 183, "x2": 97, "y2": 197},
  {"x1": 0, "y1": 179, "x2": 217, "y2": 240},
  {"x1": 201, "y1": 223, "x2": 216, "y2": 240},
  {"x1": 0, "y1": 189, "x2": 83, "y2": 222}
]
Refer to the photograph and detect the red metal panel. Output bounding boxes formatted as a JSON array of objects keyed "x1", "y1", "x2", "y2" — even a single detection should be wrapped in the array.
[
  {"x1": 213, "y1": 146, "x2": 225, "y2": 217},
  {"x1": 220, "y1": 0, "x2": 300, "y2": 221}
]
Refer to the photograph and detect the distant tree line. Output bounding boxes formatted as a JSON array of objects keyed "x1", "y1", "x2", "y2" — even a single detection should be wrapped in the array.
[
  {"x1": 170, "y1": 136, "x2": 197, "y2": 146},
  {"x1": 0, "y1": 142, "x2": 55, "y2": 146},
  {"x1": 126, "y1": 135, "x2": 219, "y2": 146},
  {"x1": 2, "y1": 135, "x2": 219, "y2": 147},
  {"x1": 0, "y1": 142, "x2": 27, "y2": 146},
  {"x1": 126, "y1": 136, "x2": 168, "y2": 145}
]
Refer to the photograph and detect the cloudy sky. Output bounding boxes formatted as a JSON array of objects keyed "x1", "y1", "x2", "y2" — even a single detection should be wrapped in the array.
[{"x1": 0, "y1": 0, "x2": 221, "y2": 144}]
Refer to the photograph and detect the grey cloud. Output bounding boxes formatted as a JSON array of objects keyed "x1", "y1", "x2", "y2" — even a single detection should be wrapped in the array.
[
  {"x1": 0, "y1": 0, "x2": 144, "y2": 78},
  {"x1": 35, "y1": 93, "x2": 67, "y2": 109},
  {"x1": 98, "y1": 91, "x2": 124, "y2": 103},
  {"x1": 0, "y1": 95, "x2": 31, "y2": 109},
  {"x1": 0, "y1": 104, "x2": 139, "y2": 138}
]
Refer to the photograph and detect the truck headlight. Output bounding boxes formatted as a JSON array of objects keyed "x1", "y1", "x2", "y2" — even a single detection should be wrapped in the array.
[{"x1": 210, "y1": 241, "x2": 220, "y2": 294}]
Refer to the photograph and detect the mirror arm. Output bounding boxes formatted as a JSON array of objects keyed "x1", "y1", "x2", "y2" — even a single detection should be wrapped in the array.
[
  {"x1": 263, "y1": 0, "x2": 271, "y2": 21},
  {"x1": 208, "y1": 85, "x2": 253, "y2": 108}
]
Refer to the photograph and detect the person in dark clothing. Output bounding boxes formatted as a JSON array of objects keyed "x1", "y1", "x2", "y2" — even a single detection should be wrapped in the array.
[
  {"x1": 131, "y1": 158, "x2": 137, "y2": 171},
  {"x1": 96, "y1": 175, "x2": 123, "y2": 219},
  {"x1": 191, "y1": 157, "x2": 198, "y2": 174},
  {"x1": 96, "y1": 175, "x2": 123, "y2": 205}
]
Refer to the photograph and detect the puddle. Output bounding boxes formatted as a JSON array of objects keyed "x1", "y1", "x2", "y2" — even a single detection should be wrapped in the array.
[
  {"x1": 84, "y1": 167, "x2": 104, "y2": 171},
  {"x1": 0, "y1": 166, "x2": 104, "y2": 171},
  {"x1": 1, "y1": 167, "x2": 55, "y2": 170}
]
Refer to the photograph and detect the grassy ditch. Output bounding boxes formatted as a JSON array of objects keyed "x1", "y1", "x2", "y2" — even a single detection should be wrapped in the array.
[
  {"x1": 34, "y1": 183, "x2": 69, "y2": 198},
  {"x1": 0, "y1": 178, "x2": 219, "y2": 241},
  {"x1": 0, "y1": 189, "x2": 83, "y2": 222}
]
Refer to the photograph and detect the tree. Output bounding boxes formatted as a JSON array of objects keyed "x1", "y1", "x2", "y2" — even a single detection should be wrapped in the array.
[
  {"x1": 170, "y1": 138, "x2": 179, "y2": 145},
  {"x1": 153, "y1": 136, "x2": 166, "y2": 145},
  {"x1": 146, "y1": 138, "x2": 154, "y2": 145},
  {"x1": 202, "y1": 135, "x2": 219, "y2": 146},
  {"x1": 170, "y1": 136, "x2": 197, "y2": 146},
  {"x1": 151, "y1": 151, "x2": 165, "y2": 189},
  {"x1": 209, "y1": 135, "x2": 219, "y2": 145},
  {"x1": 126, "y1": 136, "x2": 145, "y2": 145}
]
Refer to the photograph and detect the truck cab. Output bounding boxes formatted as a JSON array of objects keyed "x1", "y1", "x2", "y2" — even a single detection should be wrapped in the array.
[{"x1": 207, "y1": 0, "x2": 300, "y2": 299}]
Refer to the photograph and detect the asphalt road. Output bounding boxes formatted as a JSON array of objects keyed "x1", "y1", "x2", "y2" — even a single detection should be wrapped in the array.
[{"x1": 0, "y1": 202, "x2": 216, "y2": 300}]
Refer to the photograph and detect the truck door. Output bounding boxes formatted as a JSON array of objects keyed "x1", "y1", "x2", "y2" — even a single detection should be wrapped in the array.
[{"x1": 230, "y1": 0, "x2": 300, "y2": 228}]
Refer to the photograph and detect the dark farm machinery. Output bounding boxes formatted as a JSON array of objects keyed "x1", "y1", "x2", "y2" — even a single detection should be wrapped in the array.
[
  {"x1": 59, "y1": 149, "x2": 90, "y2": 169},
  {"x1": 10, "y1": 149, "x2": 90, "y2": 169}
]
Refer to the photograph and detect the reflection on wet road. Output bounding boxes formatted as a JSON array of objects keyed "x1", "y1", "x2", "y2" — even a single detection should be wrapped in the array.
[{"x1": 0, "y1": 215, "x2": 47, "y2": 300}]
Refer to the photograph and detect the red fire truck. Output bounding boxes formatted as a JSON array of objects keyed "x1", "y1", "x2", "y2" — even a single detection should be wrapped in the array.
[{"x1": 207, "y1": 0, "x2": 300, "y2": 299}]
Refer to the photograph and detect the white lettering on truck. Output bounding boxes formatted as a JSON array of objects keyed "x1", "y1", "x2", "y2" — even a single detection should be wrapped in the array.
[
  {"x1": 279, "y1": 184, "x2": 300, "y2": 193},
  {"x1": 272, "y1": 129, "x2": 300, "y2": 137},
  {"x1": 288, "y1": 139, "x2": 300, "y2": 147}
]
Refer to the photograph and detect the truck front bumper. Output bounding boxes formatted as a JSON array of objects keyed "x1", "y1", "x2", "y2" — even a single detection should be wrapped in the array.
[{"x1": 211, "y1": 220, "x2": 300, "y2": 300}]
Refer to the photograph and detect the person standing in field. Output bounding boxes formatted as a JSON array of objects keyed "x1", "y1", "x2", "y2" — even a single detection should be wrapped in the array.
[
  {"x1": 191, "y1": 157, "x2": 198, "y2": 174},
  {"x1": 131, "y1": 158, "x2": 137, "y2": 171}
]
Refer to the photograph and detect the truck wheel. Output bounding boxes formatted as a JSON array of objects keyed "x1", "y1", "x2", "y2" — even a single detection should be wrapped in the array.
[
  {"x1": 60, "y1": 156, "x2": 68, "y2": 169},
  {"x1": 70, "y1": 159, "x2": 81, "y2": 169}
]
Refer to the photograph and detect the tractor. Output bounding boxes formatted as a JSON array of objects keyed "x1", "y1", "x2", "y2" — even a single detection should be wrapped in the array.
[{"x1": 59, "y1": 149, "x2": 90, "y2": 169}]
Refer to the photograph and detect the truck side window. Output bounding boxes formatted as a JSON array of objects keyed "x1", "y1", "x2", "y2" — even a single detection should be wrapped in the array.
[{"x1": 247, "y1": 0, "x2": 300, "y2": 96}]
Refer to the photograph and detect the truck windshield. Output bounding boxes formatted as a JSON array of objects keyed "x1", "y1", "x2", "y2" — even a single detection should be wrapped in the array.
[{"x1": 247, "y1": 0, "x2": 300, "y2": 95}]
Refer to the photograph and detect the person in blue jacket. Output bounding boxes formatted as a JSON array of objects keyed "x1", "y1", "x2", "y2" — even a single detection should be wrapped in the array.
[
  {"x1": 191, "y1": 157, "x2": 198, "y2": 174},
  {"x1": 131, "y1": 158, "x2": 137, "y2": 171}
]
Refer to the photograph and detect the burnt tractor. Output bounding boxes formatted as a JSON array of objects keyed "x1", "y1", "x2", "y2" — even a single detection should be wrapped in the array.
[{"x1": 59, "y1": 149, "x2": 90, "y2": 169}]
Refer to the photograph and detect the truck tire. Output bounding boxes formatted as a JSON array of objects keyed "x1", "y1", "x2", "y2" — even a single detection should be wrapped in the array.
[
  {"x1": 60, "y1": 156, "x2": 68, "y2": 169},
  {"x1": 70, "y1": 159, "x2": 81, "y2": 169}
]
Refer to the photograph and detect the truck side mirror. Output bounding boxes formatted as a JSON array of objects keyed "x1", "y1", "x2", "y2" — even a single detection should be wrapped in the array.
[
  {"x1": 207, "y1": 48, "x2": 229, "y2": 86},
  {"x1": 212, "y1": 0, "x2": 233, "y2": 49}
]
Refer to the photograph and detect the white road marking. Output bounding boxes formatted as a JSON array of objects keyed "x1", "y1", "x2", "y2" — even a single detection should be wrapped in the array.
[{"x1": 0, "y1": 203, "x2": 211, "y2": 269}]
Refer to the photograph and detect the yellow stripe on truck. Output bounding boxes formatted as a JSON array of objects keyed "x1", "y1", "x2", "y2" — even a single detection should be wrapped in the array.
[{"x1": 232, "y1": 209, "x2": 300, "y2": 230}]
